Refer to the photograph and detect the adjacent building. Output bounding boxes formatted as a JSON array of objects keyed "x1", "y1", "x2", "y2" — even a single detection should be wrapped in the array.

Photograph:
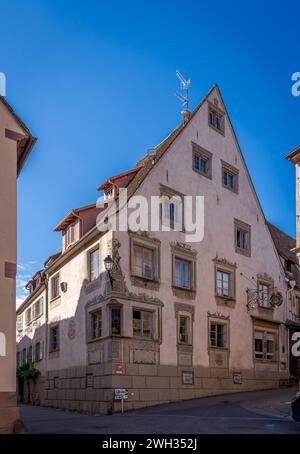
[
  {"x1": 0, "y1": 96, "x2": 36, "y2": 433},
  {"x1": 16, "y1": 85, "x2": 299, "y2": 414}
]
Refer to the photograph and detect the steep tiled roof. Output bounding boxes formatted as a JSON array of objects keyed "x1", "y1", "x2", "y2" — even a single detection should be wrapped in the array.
[
  {"x1": 53, "y1": 203, "x2": 97, "y2": 231},
  {"x1": 267, "y1": 222, "x2": 297, "y2": 264}
]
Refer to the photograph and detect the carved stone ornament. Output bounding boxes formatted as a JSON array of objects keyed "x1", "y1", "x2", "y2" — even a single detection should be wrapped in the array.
[
  {"x1": 213, "y1": 255, "x2": 237, "y2": 269},
  {"x1": 207, "y1": 311, "x2": 230, "y2": 320}
]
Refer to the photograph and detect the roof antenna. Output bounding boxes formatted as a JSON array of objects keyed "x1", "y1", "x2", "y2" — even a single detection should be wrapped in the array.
[{"x1": 175, "y1": 70, "x2": 191, "y2": 121}]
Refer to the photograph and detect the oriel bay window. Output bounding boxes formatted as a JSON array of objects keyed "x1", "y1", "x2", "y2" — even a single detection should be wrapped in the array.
[
  {"x1": 110, "y1": 307, "x2": 121, "y2": 336},
  {"x1": 91, "y1": 310, "x2": 102, "y2": 339},
  {"x1": 133, "y1": 309, "x2": 153, "y2": 339}
]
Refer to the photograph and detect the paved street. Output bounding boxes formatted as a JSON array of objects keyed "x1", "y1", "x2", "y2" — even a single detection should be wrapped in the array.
[{"x1": 19, "y1": 386, "x2": 300, "y2": 434}]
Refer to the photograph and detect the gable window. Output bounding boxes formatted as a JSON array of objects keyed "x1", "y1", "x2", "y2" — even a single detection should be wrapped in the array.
[
  {"x1": 254, "y1": 329, "x2": 277, "y2": 361},
  {"x1": 208, "y1": 105, "x2": 225, "y2": 134},
  {"x1": 234, "y1": 219, "x2": 251, "y2": 257},
  {"x1": 89, "y1": 248, "x2": 100, "y2": 281},
  {"x1": 110, "y1": 307, "x2": 121, "y2": 336},
  {"x1": 50, "y1": 325, "x2": 59, "y2": 351},
  {"x1": 91, "y1": 310, "x2": 102, "y2": 340},
  {"x1": 161, "y1": 185, "x2": 184, "y2": 231},
  {"x1": 133, "y1": 245, "x2": 155, "y2": 280},
  {"x1": 221, "y1": 161, "x2": 239, "y2": 193},
  {"x1": 210, "y1": 322, "x2": 226, "y2": 348},
  {"x1": 175, "y1": 258, "x2": 192, "y2": 290},
  {"x1": 34, "y1": 342, "x2": 42, "y2": 362},
  {"x1": 192, "y1": 143, "x2": 213, "y2": 179},
  {"x1": 65, "y1": 223, "x2": 75, "y2": 248},
  {"x1": 51, "y1": 274, "x2": 60, "y2": 300},
  {"x1": 179, "y1": 315, "x2": 189, "y2": 344},
  {"x1": 133, "y1": 309, "x2": 153, "y2": 339}
]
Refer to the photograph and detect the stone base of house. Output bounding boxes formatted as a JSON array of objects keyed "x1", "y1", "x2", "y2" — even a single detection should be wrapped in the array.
[
  {"x1": 0, "y1": 392, "x2": 21, "y2": 434},
  {"x1": 25, "y1": 362, "x2": 290, "y2": 415}
]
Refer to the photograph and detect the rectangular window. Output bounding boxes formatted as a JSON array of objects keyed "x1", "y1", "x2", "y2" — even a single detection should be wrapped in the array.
[
  {"x1": 91, "y1": 310, "x2": 102, "y2": 339},
  {"x1": 223, "y1": 171, "x2": 234, "y2": 189},
  {"x1": 133, "y1": 244, "x2": 155, "y2": 280},
  {"x1": 175, "y1": 258, "x2": 192, "y2": 289},
  {"x1": 89, "y1": 249, "x2": 100, "y2": 281},
  {"x1": 34, "y1": 342, "x2": 41, "y2": 362},
  {"x1": 234, "y1": 218, "x2": 251, "y2": 257},
  {"x1": 192, "y1": 143, "x2": 212, "y2": 179},
  {"x1": 51, "y1": 274, "x2": 60, "y2": 300},
  {"x1": 17, "y1": 351, "x2": 21, "y2": 367},
  {"x1": 208, "y1": 107, "x2": 224, "y2": 134},
  {"x1": 16, "y1": 315, "x2": 23, "y2": 332},
  {"x1": 221, "y1": 161, "x2": 238, "y2": 193},
  {"x1": 110, "y1": 308, "x2": 121, "y2": 336},
  {"x1": 179, "y1": 316, "x2": 189, "y2": 344},
  {"x1": 210, "y1": 323, "x2": 226, "y2": 348},
  {"x1": 258, "y1": 283, "x2": 270, "y2": 308},
  {"x1": 254, "y1": 329, "x2": 277, "y2": 361},
  {"x1": 25, "y1": 307, "x2": 32, "y2": 325},
  {"x1": 22, "y1": 348, "x2": 27, "y2": 363},
  {"x1": 163, "y1": 196, "x2": 182, "y2": 227},
  {"x1": 216, "y1": 271, "x2": 231, "y2": 298},
  {"x1": 33, "y1": 297, "x2": 44, "y2": 319},
  {"x1": 28, "y1": 345, "x2": 33, "y2": 362},
  {"x1": 50, "y1": 325, "x2": 59, "y2": 351},
  {"x1": 133, "y1": 309, "x2": 153, "y2": 339}
]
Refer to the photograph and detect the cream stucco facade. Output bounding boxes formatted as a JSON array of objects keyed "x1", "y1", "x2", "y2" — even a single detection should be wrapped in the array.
[
  {"x1": 16, "y1": 85, "x2": 299, "y2": 414},
  {"x1": 0, "y1": 96, "x2": 35, "y2": 432}
]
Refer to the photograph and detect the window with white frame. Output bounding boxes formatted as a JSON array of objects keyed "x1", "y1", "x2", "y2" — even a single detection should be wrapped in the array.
[
  {"x1": 161, "y1": 185, "x2": 184, "y2": 231},
  {"x1": 65, "y1": 223, "x2": 75, "y2": 248},
  {"x1": 51, "y1": 274, "x2": 60, "y2": 300},
  {"x1": 32, "y1": 297, "x2": 44, "y2": 319},
  {"x1": 90, "y1": 310, "x2": 102, "y2": 340},
  {"x1": 175, "y1": 258, "x2": 192, "y2": 290},
  {"x1": 133, "y1": 309, "x2": 153, "y2": 339},
  {"x1": 216, "y1": 271, "x2": 231, "y2": 298},
  {"x1": 254, "y1": 329, "x2": 277, "y2": 360},
  {"x1": 210, "y1": 322, "x2": 227, "y2": 348},
  {"x1": 89, "y1": 248, "x2": 100, "y2": 281},
  {"x1": 133, "y1": 244, "x2": 155, "y2": 280}
]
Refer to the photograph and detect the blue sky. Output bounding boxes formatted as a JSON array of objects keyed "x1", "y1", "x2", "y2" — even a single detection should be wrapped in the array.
[{"x1": 1, "y1": 1, "x2": 298, "y2": 304}]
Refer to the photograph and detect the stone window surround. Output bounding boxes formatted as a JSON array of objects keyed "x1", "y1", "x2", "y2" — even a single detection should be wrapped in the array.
[
  {"x1": 171, "y1": 242, "x2": 197, "y2": 299},
  {"x1": 192, "y1": 142, "x2": 213, "y2": 179},
  {"x1": 207, "y1": 100, "x2": 225, "y2": 135},
  {"x1": 207, "y1": 312, "x2": 230, "y2": 351},
  {"x1": 86, "y1": 243, "x2": 100, "y2": 282},
  {"x1": 108, "y1": 301, "x2": 123, "y2": 337},
  {"x1": 160, "y1": 184, "x2": 185, "y2": 232},
  {"x1": 174, "y1": 302, "x2": 194, "y2": 346},
  {"x1": 129, "y1": 231, "x2": 161, "y2": 290},
  {"x1": 88, "y1": 308, "x2": 103, "y2": 342},
  {"x1": 252, "y1": 321, "x2": 279, "y2": 363},
  {"x1": 213, "y1": 257, "x2": 237, "y2": 305},
  {"x1": 234, "y1": 218, "x2": 251, "y2": 257},
  {"x1": 221, "y1": 160, "x2": 239, "y2": 194}
]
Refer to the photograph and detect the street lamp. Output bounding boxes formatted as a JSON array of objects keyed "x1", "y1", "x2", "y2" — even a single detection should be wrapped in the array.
[
  {"x1": 104, "y1": 255, "x2": 113, "y2": 285},
  {"x1": 104, "y1": 255, "x2": 113, "y2": 272}
]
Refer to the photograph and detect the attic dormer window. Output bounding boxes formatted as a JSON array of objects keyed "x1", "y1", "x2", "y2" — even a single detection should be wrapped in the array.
[
  {"x1": 208, "y1": 104, "x2": 225, "y2": 134},
  {"x1": 65, "y1": 223, "x2": 75, "y2": 248}
]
